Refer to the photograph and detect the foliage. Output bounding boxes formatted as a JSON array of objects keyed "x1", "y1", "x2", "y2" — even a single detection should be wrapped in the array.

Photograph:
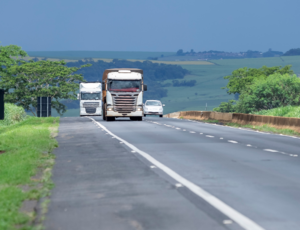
[
  {"x1": 172, "y1": 79, "x2": 196, "y2": 87},
  {"x1": 283, "y1": 48, "x2": 300, "y2": 56},
  {"x1": 226, "y1": 123, "x2": 300, "y2": 136},
  {"x1": 176, "y1": 49, "x2": 184, "y2": 56},
  {"x1": 262, "y1": 49, "x2": 283, "y2": 57},
  {"x1": 0, "y1": 117, "x2": 59, "y2": 229},
  {"x1": 0, "y1": 103, "x2": 27, "y2": 126},
  {"x1": 223, "y1": 65, "x2": 294, "y2": 95},
  {"x1": 213, "y1": 100, "x2": 236, "y2": 113},
  {"x1": 67, "y1": 59, "x2": 189, "y2": 101},
  {"x1": 253, "y1": 105, "x2": 300, "y2": 118},
  {"x1": 235, "y1": 73, "x2": 300, "y2": 113},
  {"x1": 0, "y1": 60, "x2": 90, "y2": 116},
  {"x1": 0, "y1": 44, "x2": 27, "y2": 75}
]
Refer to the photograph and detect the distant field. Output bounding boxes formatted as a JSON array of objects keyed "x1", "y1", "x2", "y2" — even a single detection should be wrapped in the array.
[{"x1": 27, "y1": 51, "x2": 175, "y2": 60}]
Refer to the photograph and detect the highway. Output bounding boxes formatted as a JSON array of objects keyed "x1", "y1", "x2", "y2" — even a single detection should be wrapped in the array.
[{"x1": 45, "y1": 116, "x2": 300, "y2": 230}]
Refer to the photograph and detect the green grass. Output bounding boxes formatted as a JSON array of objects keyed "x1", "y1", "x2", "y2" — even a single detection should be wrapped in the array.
[
  {"x1": 0, "y1": 117, "x2": 59, "y2": 230},
  {"x1": 188, "y1": 118, "x2": 300, "y2": 136},
  {"x1": 226, "y1": 123, "x2": 300, "y2": 136},
  {"x1": 0, "y1": 104, "x2": 27, "y2": 127},
  {"x1": 253, "y1": 106, "x2": 300, "y2": 118}
]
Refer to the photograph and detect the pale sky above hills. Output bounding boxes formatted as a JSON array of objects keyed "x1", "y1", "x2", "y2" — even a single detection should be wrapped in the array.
[{"x1": 1, "y1": 0, "x2": 299, "y2": 53}]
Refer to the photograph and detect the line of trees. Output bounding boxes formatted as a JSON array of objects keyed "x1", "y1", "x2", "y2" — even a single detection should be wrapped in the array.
[{"x1": 214, "y1": 65, "x2": 300, "y2": 113}]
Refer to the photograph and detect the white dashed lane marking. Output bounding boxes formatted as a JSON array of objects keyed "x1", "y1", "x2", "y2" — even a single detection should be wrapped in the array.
[
  {"x1": 264, "y1": 149, "x2": 278, "y2": 152},
  {"x1": 228, "y1": 140, "x2": 238, "y2": 144},
  {"x1": 206, "y1": 135, "x2": 214, "y2": 138}
]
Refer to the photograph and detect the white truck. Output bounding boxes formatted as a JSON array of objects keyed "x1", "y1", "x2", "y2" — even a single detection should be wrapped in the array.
[
  {"x1": 78, "y1": 82, "x2": 102, "y2": 116},
  {"x1": 102, "y1": 68, "x2": 147, "y2": 121}
]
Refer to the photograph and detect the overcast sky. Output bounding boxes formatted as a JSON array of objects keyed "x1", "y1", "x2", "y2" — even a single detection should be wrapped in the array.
[{"x1": 1, "y1": 0, "x2": 299, "y2": 53}]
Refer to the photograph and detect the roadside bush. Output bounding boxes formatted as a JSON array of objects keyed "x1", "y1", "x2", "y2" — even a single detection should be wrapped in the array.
[
  {"x1": 213, "y1": 100, "x2": 236, "y2": 113},
  {"x1": 0, "y1": 103, "x2": 27, "y2": 126},
  {"x1": 236, "y1": 73, "x2": 300, "y2": 113}
]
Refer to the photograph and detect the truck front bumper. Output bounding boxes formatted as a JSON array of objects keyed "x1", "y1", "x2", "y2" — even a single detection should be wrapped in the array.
[
  {"x1": 107, "y1": 110, "x2": 143, "y2": 117},
  {"x1": 80, "y1": 107, "x2": 102, "y2": 116}
]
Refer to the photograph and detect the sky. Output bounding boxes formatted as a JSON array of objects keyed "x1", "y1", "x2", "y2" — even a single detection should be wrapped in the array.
[{"x1": 1, "y1": 0, "x2": 299, "y2": 53}]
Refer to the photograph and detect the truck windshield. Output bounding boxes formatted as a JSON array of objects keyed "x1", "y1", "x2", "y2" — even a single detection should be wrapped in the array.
[
  {"x1": 81, "y1": 93, "x2": 101, "y2": 100},
  {"x1": 145, "y1": 101, "x2": 161, "y2": 106},
  {"x1": 108, "y1": 80, "x2": 141, "y2": 92}
]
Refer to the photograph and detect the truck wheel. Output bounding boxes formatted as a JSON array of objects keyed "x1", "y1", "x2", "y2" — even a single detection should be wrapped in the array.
[
  {"x1": 144, "y1": 114, "x2": 146, "y2": 117},
  {"x1": 102, "y1": 104, "x2": 106, "y2": 120},
  {"x1": 137, "y1": 117, "x2": 143, "y2": 121},
  {"x1": 130, "y1": 117, "x2": 135, "y2": 121},
  {"x1": 159, "y1": 115, "x2": 163, "y2": 118},
  {"x1": 107, "y1": 117, "x2": 115, "y2": 121}
]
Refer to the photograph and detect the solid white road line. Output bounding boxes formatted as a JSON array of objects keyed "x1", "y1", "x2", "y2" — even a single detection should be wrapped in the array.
[{"x1": 90, "y1": 118, "x2": 265, "y2": 230}]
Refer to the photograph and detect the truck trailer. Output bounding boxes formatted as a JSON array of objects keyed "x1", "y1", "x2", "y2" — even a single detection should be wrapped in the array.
[
  {"x1": 78, "y1": 82, "x2": 102, "y2": 116},
  {"x1": 102, "y1": 68, "x2": 147, "y2": 121}
]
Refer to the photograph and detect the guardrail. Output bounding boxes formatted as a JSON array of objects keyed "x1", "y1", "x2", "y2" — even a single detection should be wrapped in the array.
[{"x1": 164, "y1": 111, "x2": 300, "y2": 133}]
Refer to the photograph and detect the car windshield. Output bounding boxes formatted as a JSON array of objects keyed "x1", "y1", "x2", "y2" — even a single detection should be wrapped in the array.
[
  {"x1": 81, "y1": 93, "x2": 101, "y2": 100},
  {"x1": 108, "y1": 80, "x2": 141, "y2": 92},
  {"x1": 145, "y1": 101, "x2": 161, "y2": 106}
]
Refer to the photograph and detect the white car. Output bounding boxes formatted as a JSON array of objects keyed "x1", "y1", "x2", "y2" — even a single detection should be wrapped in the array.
[{"x1": 143, "y1": 100, "x2": 165, "y2": 117}]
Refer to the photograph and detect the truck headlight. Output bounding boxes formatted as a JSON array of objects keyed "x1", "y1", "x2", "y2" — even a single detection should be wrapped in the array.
[
  {"x1": 107, "y1": 106, "x2": 113, "y2": 111},
  {"x1": 137, "y1": 106, "x2": 143, "y2": 111}
]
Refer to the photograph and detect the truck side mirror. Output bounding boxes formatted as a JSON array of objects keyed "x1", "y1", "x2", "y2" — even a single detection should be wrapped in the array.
[
  {"x1": 144, "y1": 84, "x2": 147, "y2": 91},
  {"x1": 77, "y1": 93, "x2": 80, "y2": 100},
  {"x1": 163, "y1": 104, "x2": 165, "y2": 107}
]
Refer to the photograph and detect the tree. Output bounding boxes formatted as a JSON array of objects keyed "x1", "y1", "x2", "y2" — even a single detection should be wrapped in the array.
[
  {"x1": 176, "y1": 49, "x2": 184, "y2": 56},
  {"x1": 0, "y1": 44, "x2": 27, "y2": 76},
  {"x1": 235, "y1": 73, "x2": 300, "y2": 113},
  {"x1": 283, "y1": 48, "x2": 300, "y2": 56},
  {"x1": 223, "y1": 65, "x2": 294, "y2": 95},
  {"x1": 0, "y1": 60, "x2": 91, "y2": 116},
  {"x1": 213, "y1": 100, "x2": 236, "y2": 113}
]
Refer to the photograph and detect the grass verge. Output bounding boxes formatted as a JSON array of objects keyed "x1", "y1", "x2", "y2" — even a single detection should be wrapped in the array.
[
  {"x1": 0, "y1": 116, "x2": 59, "y2": 230},
  {"x1": 191, "y1": 118, "x2": 300, "y2": 136}
]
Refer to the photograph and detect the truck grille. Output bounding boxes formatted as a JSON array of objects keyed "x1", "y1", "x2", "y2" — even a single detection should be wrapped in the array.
[
  {"x1": 86, "y1": 108, "x2": 96, "y2": 113},
  {"x1": 83, "y1": 102, "x2": 99, "y2": 108},
  {"x1": 113, "y1": 95, "x2": 137, "y2": 113}
]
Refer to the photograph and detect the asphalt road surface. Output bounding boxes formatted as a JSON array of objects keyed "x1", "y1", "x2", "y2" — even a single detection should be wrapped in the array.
[{"x1": 45, "y1": 116, "x2": 300, "y2": 230}]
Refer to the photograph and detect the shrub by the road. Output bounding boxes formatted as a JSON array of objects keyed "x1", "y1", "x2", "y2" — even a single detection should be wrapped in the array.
[
  {"x1": 0, "y1": 117, "x2": 59, "y2": 229},
  {"x1": 254, "y1": 105, "x2": 300, "y2": 118},
  {"x1": 236, "y1": 73, "x2": 300, "y2": 113},
  {"x1": 0, "y1": 103, "x2": 27, "y2": 126}
]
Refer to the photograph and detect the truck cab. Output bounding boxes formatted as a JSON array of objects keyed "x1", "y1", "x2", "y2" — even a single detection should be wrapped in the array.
[
  {"x1": 102, "y1": 69, "x2": 147, "y2": 121},
  {"x1": 78, "y1": 82, "x2": 102, "y2": 116}
]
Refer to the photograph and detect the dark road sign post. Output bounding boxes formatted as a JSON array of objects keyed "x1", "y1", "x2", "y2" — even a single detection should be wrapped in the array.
[
  {"x1": 0, "y1": 90, "x2": 4, "y2": 120},
  {"x1": 37, "y1": 97, "x2": 51, "y2": 117}
]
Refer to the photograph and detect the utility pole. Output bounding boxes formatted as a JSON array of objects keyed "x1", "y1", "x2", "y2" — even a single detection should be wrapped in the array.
[{"x1": 205, "y1": 103, "x2": 207, "y2": 111}]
